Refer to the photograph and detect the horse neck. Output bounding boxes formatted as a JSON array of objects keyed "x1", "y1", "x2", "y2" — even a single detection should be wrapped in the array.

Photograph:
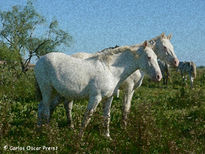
[
  {"x1": 109, "y1": 50, "x2": 141, "y2": 84},
  {"x1": 152, "y1": 39, "x2": 162, "y2": 58}
]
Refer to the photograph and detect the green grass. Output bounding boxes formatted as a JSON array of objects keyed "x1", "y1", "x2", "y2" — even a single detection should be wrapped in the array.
[{"x1": 0, "y1": 66, "x2": 205, "y2": 153}]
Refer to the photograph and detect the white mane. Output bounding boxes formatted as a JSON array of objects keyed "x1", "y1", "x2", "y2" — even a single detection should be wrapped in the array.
[{"x1": 90, "y1": 46, "x2": 130, "y2": 62}]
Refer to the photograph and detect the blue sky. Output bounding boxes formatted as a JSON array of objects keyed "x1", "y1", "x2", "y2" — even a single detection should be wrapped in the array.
[{"x1": 0, "y1": 0, "x2": 205, "y2": 66}]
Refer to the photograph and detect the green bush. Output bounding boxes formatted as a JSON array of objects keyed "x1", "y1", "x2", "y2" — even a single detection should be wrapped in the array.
[
  {"x1": 0, "y1": 66, "x2": 204, "y2": 153},
  {"x1": 0, "y1": 65, "x2": 36, "y2": 102}
]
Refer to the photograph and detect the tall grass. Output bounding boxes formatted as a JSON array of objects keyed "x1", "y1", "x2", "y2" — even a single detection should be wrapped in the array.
[{"x1": 0, "y1": 65, "x2": 205, "y2": 153}]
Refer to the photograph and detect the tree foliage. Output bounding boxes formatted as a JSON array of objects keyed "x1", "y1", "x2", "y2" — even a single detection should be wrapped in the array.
[{"x1": 0, "y1": 0, "x2": 72, "y2": 73}]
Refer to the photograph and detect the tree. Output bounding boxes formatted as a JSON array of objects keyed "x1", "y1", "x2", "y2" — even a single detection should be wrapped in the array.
[{"x1": 0, "y1": 0, "x2": 72, "y2": 73}]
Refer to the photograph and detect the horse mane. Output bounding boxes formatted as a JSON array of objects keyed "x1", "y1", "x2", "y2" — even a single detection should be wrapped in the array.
[
  {"x1": 97, "y1": 45, "x2": 119, "y2": 53},
  {"x1": 149, "y1": 35, "x2": 161, "y2": 42},
  {"x1": 91, "y1": 45, "x2": 131, "y2": 63},
  {"x1": 89, "y1": 42, "x2": 149, "y2": 64}
]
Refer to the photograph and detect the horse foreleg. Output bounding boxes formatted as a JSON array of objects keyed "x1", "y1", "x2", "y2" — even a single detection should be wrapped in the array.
[
  {"x1": 181, "y1": 73, "x2": 186, "y2": 86},
  {"x1": 79, "y1": 95, "x2": 102, "y2": 139},
  {"x1": 64, "y1": 100, "x2": 74, "y2": 128},
  {"x1": 122, "y1": 90, "x2": 134, "y2": 128},
  {"x1": 103, "y1": 96, "x2": 113, "y2": 139},
  {"x1": 116, "y1": 89, "x2": 120, "y2": 98},
  {"x1": 190, "y1": 75, "x2": 194, "y2": 89},
  {"x1": 50, "y1": 96, "x2": 63, "y2": 119},
  {"x1": 122, "y1": 92, "x2": 128, "y2": 126},
  {"x1": 165, "y1": 74, "x2": 168, "y2": 85}
]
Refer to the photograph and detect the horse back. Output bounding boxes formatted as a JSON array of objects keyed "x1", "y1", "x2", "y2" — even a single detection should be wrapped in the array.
[{"x1": 35, "y1": 52, "x2": 114, "y2": 98}]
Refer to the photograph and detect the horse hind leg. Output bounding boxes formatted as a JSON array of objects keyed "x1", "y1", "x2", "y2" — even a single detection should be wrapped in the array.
[
  {"x1": 163, "y1": 77, "x2": 166, "y2": 85},
  {"x1": 37, "y1": 85, "x2": 57, "y2": 126},
  {"x1": 63, "y1": 100, "x2": 74, "y2": 128},
  {"x1": 190, "y1": 75, "x2": 194, "y2": 89}
]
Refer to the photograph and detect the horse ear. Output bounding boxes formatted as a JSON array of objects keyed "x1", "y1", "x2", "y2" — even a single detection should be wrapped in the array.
[
  {"x1": 167, "y1": 34, "x2": 172, "y2": 40},
  {"x1": 161, "y1": 32, "x2": 166, "y2": 39},
  {"x1": 143, "y1": 40, "x2": 148, "y2": 48},
  {"x1": 149, "y1": 40, "x2": 156, "y2": 46}
]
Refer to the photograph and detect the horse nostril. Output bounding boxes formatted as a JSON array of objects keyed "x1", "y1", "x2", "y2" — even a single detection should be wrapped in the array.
[
  {"x1": 174, "y1": 59, "x2": 179, "y2": 66},
  {"x1": 156, "y1": 74, "x2": 160, "y2": 80},
  {"x1": 153, "y1": 74, "x2": 161, "y2": 81}
]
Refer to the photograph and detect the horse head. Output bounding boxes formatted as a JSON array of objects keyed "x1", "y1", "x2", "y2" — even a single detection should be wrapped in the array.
[
  {"x1": 151, "y1": 32, "x2": 179, "y2": 67},
  {"x1": 131, "y1": 41, "x2": 162, "y2": 82}
]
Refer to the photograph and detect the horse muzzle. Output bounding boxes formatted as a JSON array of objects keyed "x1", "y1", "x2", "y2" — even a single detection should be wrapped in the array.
[
  {"x1": 173, "y1": 58, "x2": 179, "y2": 67},
  {"x1": 152, "y1": 73, "x2": 162, "y2": 82}
]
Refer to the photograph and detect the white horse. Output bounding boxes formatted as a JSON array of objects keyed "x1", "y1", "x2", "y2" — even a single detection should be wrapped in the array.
[
  {"x1": 35, "y1": 41, "x2": 162, "y2": 138},
  {"x1": 50, "y1": 33, "x2": 179, "y2": 128},
  {"x1": 119, "y1": 33, "x2": 179, "y2": 126},
  {"x1": 177, "y1": 61, "x2": 197, "y2": 88}
]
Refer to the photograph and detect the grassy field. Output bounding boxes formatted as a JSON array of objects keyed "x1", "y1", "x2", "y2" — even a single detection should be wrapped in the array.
[{"x1": 0, "y1": 66, "x2": 205, "y2": 153}]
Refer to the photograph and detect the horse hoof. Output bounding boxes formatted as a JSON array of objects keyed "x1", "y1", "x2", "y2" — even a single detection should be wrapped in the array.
[
  {"x1": 121, "y1": 120, "x2": 127, "y2": 129},
  {"x1": 36, "y1": 125, "x2": 42, "y2": 132},
  {"x1": 37, "y1": 124, "x2": 41, "y2": 128},
  {"x1": 105, "y1": 135, "x2": 112, "y2": 141},
  {"x1": 78, "y1": 131, "x2": 84, "y2": 140},
  {"x1": 103, "y1": 133, "x2": 112, "y2": 141},
  {"x1": 68, "y1": 124, "x2": 74, "y2": 129}
]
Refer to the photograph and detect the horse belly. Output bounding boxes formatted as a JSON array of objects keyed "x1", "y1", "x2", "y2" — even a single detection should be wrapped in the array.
[
  {"x1": 49, "y1": 62, "x2": 92, "y2": 99},
  {"x1": 51, "y1": 72, "x2": 90, "y2": 98},
  {"x1": 119, "y1": 70, "x2": 144, "y2": 90}
]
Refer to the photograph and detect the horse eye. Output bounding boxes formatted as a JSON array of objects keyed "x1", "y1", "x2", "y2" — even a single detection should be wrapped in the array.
[
  {"x1": 164, "y1": 46, "x2": 167, "y2": 50},
  {"x1": 148, "y1": 56, "x2": 151, "y2": 60}
]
